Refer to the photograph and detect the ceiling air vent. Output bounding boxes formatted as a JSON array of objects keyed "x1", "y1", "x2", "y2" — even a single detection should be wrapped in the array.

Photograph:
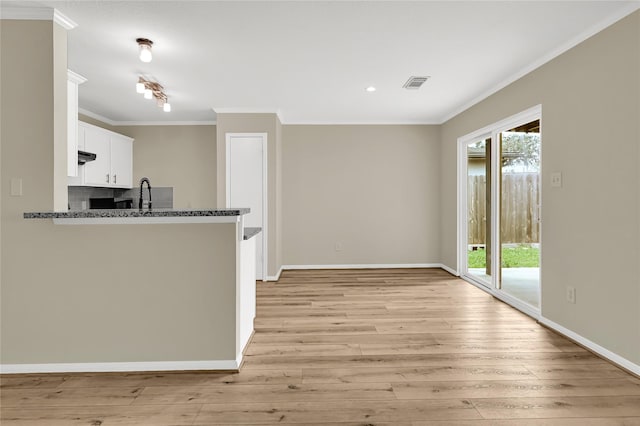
[{"x1": 403, "y1": 76, "x2": 430, "y2": 90}]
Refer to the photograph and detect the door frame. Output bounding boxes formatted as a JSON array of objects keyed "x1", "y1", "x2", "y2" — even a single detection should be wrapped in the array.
[
  {"x1": 225, "y1": 132, "x2": 268, "y2": 282},
  {"x1": 457, "y1": 105, "x2": 542, "y2": 317},
  {"x1": 457, "y1": 131, "x2": 492, "y2": 288}
]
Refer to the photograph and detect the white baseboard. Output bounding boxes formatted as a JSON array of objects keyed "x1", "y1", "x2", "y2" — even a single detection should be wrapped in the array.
[
  {"x1": 266, "y1": 266, "x2": 283, "y2": 282},
  {"x1": 459, "y1": 274, "x2": 640, "y2": 378},
  {"x1": 538, "y1": 317, "x2": 640, "y2": 377},
  {"x1": 439, "y1": 264, "x2": 459, "y2": 276},
  {"x1": 281, "y1": 263, "x2": 444, "y2": 271},
  {"x1": 1, "y1": 359, "x2": 240, "y2": 374}
]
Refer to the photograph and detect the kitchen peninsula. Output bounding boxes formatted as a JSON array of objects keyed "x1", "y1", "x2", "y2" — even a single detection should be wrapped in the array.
[{"x1": 12, "y1": 208, "x2": 260, "y2": 373}]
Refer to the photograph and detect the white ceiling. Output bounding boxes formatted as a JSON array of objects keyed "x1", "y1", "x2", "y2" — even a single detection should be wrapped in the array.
[{"x1": 4, "y1": 1, "x2": 640, "y2": 124}]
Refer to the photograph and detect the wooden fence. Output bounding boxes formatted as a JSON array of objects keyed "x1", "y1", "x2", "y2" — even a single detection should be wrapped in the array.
[{"x1": 468, "y1": 172, "x2": 540, "y2": 245}]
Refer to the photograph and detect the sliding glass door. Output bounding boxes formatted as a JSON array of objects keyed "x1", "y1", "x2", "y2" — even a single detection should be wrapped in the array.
[
  {"x1": 459, "y1": 106, "x2": 541, "y2": 313},
  {"x1": 466, "y1": 137, "x2": 492, "y2": 287},
  {"x1": 499, "y1": 120, "x2": 541, "y2": 308}
]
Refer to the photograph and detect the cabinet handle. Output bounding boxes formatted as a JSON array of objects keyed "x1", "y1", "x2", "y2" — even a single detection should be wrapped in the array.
[
  {"x1": 113, "y1": 174, "x2": 117, "y2": 184},
  {"x1": 106, "y1": 174, "x2": 110, "y2": 183}
]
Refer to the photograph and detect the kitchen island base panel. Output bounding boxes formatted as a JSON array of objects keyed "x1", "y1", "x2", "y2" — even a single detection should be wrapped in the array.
[{"x1": 2, "y1": 219, "x2": 256, "y2": 372}]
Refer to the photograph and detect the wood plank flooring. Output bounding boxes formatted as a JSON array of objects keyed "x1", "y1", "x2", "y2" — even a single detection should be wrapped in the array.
[{"x1": 2, "y1": 268, "x2": 640, "y2": 425}]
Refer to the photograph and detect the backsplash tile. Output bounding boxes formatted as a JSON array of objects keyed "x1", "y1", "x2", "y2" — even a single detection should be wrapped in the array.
[
  {"x1": 68, "y1": 187, "x2": 118, "y2": 210},
  {"x1": 68, "y1": 186, "x2": 173, "y2": 210},
  {"x1": 122, "y1": 187, "x2": 173, "y2": 209}
]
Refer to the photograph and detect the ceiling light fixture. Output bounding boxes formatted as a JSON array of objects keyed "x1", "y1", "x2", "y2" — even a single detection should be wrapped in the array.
[
  {"x1": 136, "y1": 38, "x2": 153, "y2": 63},
  {"x1": 136, "y1": 77, "x2": 145, "y2": 94},
  {"x1": 365, "y1": 86, "x2": 376, "y2": 92},
  {"x1": 137, "y1": 77, "x2": 171, "y2": 112}
]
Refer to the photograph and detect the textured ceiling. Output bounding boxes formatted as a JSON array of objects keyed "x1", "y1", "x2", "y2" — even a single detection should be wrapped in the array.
[{"x1": 4, "y1": 1, "x2": 639, "y2": 124}]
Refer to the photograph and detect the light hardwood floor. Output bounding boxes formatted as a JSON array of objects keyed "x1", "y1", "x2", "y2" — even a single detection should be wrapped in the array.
[{"x1": 2, "y1": 268, "x2": 640, "y2": 425}]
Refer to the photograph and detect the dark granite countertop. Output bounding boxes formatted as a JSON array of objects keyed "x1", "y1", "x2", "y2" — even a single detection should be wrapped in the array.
[
  {"x1": 243, "y1": 227, "x2": 262, "y2": 240},
  {"x1": 24, "y1": 208, "x2": 250, "y2": 219}
]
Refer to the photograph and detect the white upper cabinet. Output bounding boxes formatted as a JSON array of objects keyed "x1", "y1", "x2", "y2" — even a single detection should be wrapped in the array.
[
  {"x1": 83, "y1": 124, "x2": 112, "y2": 186},
  {"x1": 67, "y1": 70, "x2": 86, "y2": 177},
  {"x1": 109, "y1": 134, "x2": 133, "y2": 188},
  {"x1": 75, "y1": 122, "x2": 134, "y2": 189}
]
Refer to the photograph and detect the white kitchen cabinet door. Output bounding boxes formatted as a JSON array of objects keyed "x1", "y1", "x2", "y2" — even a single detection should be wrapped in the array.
[
  {"x1": 110, "y1": 135, "x2": 133, "y2": 188},
  {"x1": 83, "y1": 125, "x2": 111, "y2": 186},
  {"x1": 73, "y1": 122, "x2": 134, "y2": 189}
]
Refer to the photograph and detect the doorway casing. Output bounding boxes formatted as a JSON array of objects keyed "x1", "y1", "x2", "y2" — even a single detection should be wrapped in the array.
[{"x1": 226, "y1": 132, "x2": 268, "y2": 281}]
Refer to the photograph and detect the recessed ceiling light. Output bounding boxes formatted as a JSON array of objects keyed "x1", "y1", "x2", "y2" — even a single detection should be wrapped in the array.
[{"x1": 365, "y1": 86, "x2": 376, "y2": 92}]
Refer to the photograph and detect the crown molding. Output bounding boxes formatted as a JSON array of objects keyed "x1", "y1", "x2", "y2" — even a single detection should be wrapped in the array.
[
  {"x1": 114, "y1": 120, "x2": 217, "y2": 126},
  {"x1": 213, "y1": 107, "x2": 281, "y2": 115},
  {"x1": 78, "y1": 108, "x2": 118, "y2": 126},
  {"x1": 0, "y1": 6, "x2": 51, "y2": 21},
  {"x1": 282, "y1": 120, "x2": 440, "y2": 125},
  {"x1": 0, "y1": 7, "x2": 77, "y2": 30},
  {"x1": 212, "y1": 107, "x2": 284, "y2": 124},
  {"x1": 78, "y1": 108, "x2": 216, "y2": 127},
  {"x1": 53, "y1": 9, "x2": 77, "y2": 30},
  {"x1": 439, "y1": 2, "x2": 640, "y2": 124},
  {"x1": 67, "y1": 70, "x2": 87, "y2": 85}
]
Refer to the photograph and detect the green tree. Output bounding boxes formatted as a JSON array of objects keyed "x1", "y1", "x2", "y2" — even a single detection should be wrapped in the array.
[{"x1": 501, "y1": 132, "x2": 540, "y2": 170}]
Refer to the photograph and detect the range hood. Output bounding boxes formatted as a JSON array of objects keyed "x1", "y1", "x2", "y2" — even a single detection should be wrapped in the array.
[{"x1": 78, "y1": 150, "x2": 97, "y2": 164}]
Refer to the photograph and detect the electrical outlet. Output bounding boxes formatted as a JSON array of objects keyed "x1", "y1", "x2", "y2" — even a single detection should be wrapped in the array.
[
  {"x1": 551, "y1": 172, "x2": 562, "y2": 188},
  {"x1": 335, "y1": 242, "x2": 343, "y2": 251},
  {"x1": 566, "y1": 286, "x2": 576, "y2": 304}
]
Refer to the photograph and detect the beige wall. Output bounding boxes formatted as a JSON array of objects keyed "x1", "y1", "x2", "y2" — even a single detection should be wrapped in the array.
[
  {"x1": 282, "y1": 125, "x2": 441, "y2": 266},
  {"x1": 117, "y1": 125, "x2": 217, "y2": 209},
  {"x1": 216, "y1": 113, "x2": 282, "y2": 278},
  {"x1": 440, "y1": 12, "x2": 640, "y2": 364},
  {"x1": 1, "y1": 21, "x2": 56, "y2": 215},
  {"x1": 1, "y1": 20, "x2": 238, "y2": 365},
  {"x1": 78, "y1": 116, "x2": 217, "y2": 209}
]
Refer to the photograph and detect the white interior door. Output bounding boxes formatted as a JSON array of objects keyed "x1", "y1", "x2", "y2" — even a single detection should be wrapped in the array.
[{"x1": 227, "y1": 134, "x2": 266, "y2": 280}]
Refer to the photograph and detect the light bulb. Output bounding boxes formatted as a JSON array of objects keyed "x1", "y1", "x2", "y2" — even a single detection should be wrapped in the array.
[
  {"x1": 144, "y1": 89, "x2": 153, "y2": 99},
  {"x1": 136, "y1": 82, "x2": 145, "y2": 93},
  {"x1": 163, "y1": 102, "x2": 171, "y2": 112},
  {"x1": 139, "y1": 44, "x2": 152, "y2": 63}
]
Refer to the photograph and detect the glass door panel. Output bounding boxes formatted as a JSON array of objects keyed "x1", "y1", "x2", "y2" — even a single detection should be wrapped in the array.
[
  {"x1": 499, "y1": 120, "x2": 541, "y2": 308},
  {"x1": 466, "y1": 138, "x2": 491, "y2": 286}
]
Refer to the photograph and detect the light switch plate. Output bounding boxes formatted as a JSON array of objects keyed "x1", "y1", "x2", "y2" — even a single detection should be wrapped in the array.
[
  {"x1": 551, "y1": 172, "x2": 562, "y2": 188},
  {"x1": 10, "y1": 178, "x2": 23, "y2": 196}
]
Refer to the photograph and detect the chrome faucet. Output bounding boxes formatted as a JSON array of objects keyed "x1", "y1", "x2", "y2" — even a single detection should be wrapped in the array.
[{"x1": 139, "y1": 177, "x2": 152, "y2": 209}]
